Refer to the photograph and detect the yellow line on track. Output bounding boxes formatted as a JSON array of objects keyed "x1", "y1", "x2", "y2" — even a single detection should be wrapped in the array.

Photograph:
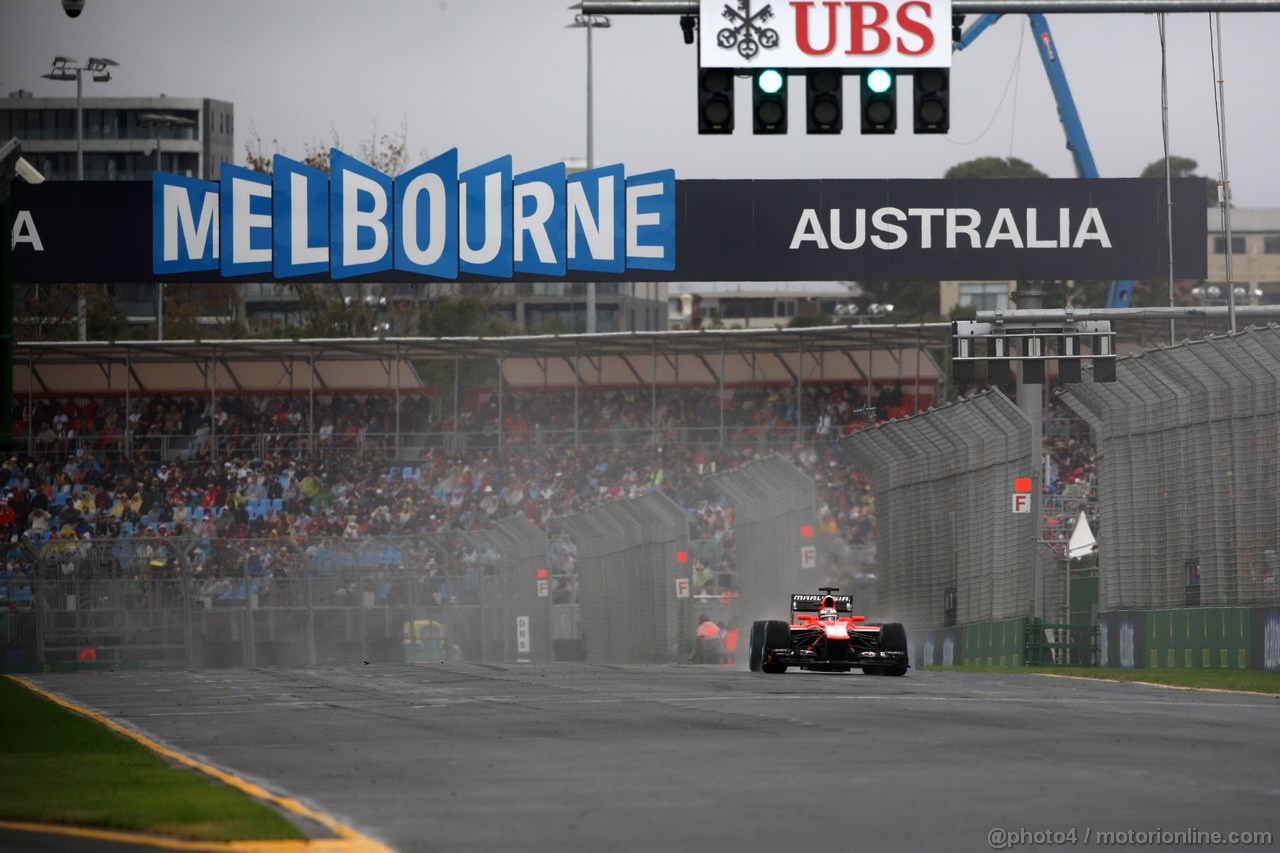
[{"x1": 6, "y1": 676, "x2": 394, "y2": 853}]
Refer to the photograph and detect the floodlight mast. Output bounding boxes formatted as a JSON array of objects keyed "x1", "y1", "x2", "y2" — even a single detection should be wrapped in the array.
[{"x1": 40, "y1": 56, "x2": 118, "y2": 180}]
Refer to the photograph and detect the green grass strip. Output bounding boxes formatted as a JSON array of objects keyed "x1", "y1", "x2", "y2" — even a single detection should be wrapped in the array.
[
  {"x1": 0, "y1": 677, "x2": 305, "y2": 842},
  {"x1": 923, "y1": 665, "x2": 1280, "y2": 695}
]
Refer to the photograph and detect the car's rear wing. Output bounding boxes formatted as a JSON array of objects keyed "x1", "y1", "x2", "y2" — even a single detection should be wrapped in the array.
[{"x1": 791, "y1": 593, "x2": 854, "y2": 614}]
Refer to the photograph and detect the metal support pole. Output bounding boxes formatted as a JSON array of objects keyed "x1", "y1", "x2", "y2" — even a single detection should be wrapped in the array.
[
  {"x1": 27, "y1": 354, "x2": 35, "y2": 455},
  {"x1": 1213, "y1": 11, "x2": 1238, "y2": 333},
  {"x1": 795, "y1": 337, "x2": 804, "y2": 445},
  {"x1": 719, "y1": 339, "x2": 726, "y2": 449},
  {"x1": 75, "y1": 70, "x2": 86, "y2": 343},
  {"x1": 914, "y1": 328, "x2": 923, "y2": 413},
  {"x1": 0, "y1": 190, "x2": 13, "y2": 454},
  {"x1": 1012, "y1": 281, "x2": 1046, "y2": 620},
  {"x1": 181, "y1": 553, "x2": 195, "y2": 668},
  {"x1": 573, "y1": 343, "x2": 581, "y2": 450},
  {"x1": 866, "y1": 329, "x2": 874, "y2": 414},
  {"x1": 210, "y1": 349, "x2": 218, "y2": 459},
  {"x1": 498, "y1": 345, "x2": 505, "y2": 454},
  {"x1": 75, "y1": 71, "x2": 83, "y2": 181},
  {"x1": 308, "y1": 348, "x2": 316, "y2": 452},
  {"x1": 586, "y1": 19, "x2": 597, "y2": 333},
  {"x1": 242, "y1": 547, "x2": 256, "y2": 667},
  {"x1": 394, "y1": 343, "x2": 402, "y2": 461},
  {"x1": 651, "y1": 340, "x2": 658, "y2": 446}
]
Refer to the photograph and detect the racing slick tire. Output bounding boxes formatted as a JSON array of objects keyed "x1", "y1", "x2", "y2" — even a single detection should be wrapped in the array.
[
  {"x1": 879, "y1": 622, "x2": 909, "y2": 676},
  {"x1": 761, "y1": 619, "x2": 791, "y2": 674},
  {"x1": 748, "y1": 621, "x2": 766, "y2": 672}
]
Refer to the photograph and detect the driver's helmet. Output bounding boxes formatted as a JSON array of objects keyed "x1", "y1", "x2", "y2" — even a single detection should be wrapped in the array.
[{"x1": 819, "y1": 606, "x2": 839, "y2": 622}]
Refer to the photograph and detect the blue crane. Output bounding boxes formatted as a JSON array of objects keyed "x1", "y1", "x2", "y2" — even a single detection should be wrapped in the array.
[{"x1": 955, "y1": 14, "x2": 1134, "y2": 308}]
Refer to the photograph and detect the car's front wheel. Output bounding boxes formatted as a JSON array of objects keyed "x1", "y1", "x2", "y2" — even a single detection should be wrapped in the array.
[
  {"x1": 879, "y1": 622, "x2": 909, "y2": 676},
  {"x1": 761, "y1": 619, "x2": 791, "y2": 674},
  {"x1": 748, "y1": 620, "x2": 766, "y2": 672}
]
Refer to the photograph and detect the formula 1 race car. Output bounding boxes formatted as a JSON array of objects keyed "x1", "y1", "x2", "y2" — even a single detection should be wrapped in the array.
[{"x1": 748, "y1": 588, "x2": 909, "y2": 675}]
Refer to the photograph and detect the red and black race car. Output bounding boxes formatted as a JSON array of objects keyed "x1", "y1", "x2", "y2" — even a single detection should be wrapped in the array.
[{"x1": 748, "y1": 587, "x2": 909, "y2": 675}]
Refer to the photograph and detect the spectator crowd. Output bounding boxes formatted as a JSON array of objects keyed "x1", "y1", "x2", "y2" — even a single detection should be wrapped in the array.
[{"x1": 2, "y1": 381, "x2": 1097, "y2": 608}]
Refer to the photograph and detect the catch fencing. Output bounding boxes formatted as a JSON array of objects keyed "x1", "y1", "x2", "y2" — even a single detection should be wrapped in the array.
[
  {"x1": 840, "y1": 389, "x2": 1034, "y2": 629},
  {"x1": 1, "y1": 524, "x2": 553, "y2": 669},
  {"x1": 557, "y1": 491, "x2": 691, "y2": 663},
  {"x1": 1058, "y1": 324, "x2": 1280, "y2": 610},
  {"x1": 712, "y1": 455, "x2": 817, "y2": 620}
]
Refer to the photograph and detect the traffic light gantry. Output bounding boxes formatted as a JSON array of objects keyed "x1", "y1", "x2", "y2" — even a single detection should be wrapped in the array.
[{"x1": 697, "y1": 67, "x2": 949, "y2": 136}]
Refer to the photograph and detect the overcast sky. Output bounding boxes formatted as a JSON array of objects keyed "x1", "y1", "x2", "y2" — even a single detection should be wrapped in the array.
[{"x1": 4, "y1": 1, "x2": 1279, "y2": 207}]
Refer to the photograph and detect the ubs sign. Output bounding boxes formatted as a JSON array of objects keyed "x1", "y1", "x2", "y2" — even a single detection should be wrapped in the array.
[{"x1": 699, "y1": 0, "x2": 952, "y2": 68}]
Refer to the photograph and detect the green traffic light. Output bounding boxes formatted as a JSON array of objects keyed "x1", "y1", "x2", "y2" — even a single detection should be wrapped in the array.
[
  {"x1": 866, "y1": 68, "x2": 893, "y2": 94},
  {"x1": 757, "y1": 69, "x2": 784, "y2": 95}
]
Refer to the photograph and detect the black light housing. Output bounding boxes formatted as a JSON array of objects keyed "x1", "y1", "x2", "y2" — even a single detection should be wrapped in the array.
[{"x1": 805, "y1": 69, "x2": 842, "y2": 134}]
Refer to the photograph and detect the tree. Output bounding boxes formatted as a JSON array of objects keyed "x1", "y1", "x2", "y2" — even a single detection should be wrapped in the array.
[
  {"x1": 943, "y1": 156, "x2": 1048, "y2": 180},
  {"x1": 15, "y1": 284, "x2": 125, "y2": 342},
  {"x1": 1139, "y1": 156, "x2": 1217, "y2": 207},
  {"x1": 243, "y1": 119, "x2": 416, "y2": 177},
  {"x1": 161, "y1": 282, "x2": 244, "y2": 340}
]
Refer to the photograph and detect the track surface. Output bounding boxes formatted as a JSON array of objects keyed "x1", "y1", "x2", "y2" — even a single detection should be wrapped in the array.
[{"x1": 19, "y1": 664, "x2": 1280, "y2": 852}]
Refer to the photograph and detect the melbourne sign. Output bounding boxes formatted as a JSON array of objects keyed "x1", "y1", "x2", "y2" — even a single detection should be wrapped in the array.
[
  {"x1": 10, "y1": 164, "x2": 1207, "y2": 283},
  {"x1": 699, "y1": 0, "x2": 952, "y2": 68},
  {"x1": 154, "y1": 150, "x2": 676, "y2": 280}
]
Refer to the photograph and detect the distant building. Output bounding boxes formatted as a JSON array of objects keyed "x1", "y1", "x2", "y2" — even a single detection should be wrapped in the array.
[
  {"x1": 669, "y1": 283, "x2": 858, "y2": 329},
  {"x1": 1, "y1": 90, "x2": 233, "y2": 181},
  {"x1": 1205, "y1": 208, "x2": 1280, "y2": 305},
  {"x1": 936, "y1": 207, "x2": 1280, "y2": 314}
]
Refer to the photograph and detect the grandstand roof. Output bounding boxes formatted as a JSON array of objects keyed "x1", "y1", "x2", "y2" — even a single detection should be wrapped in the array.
[{"x1": 12, "y1": 324, "x2": 952, "y2": 396}]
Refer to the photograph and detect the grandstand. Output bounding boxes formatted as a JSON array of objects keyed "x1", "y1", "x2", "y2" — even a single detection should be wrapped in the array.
[{"x1": 2, "y1": 325, "x2": 947, "y2": 667}]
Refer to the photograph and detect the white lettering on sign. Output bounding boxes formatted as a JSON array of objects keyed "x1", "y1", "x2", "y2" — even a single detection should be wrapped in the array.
[
  {"x1": 801, "y1": 545, "x2": 818, "y2": 570},
  {"x1": 699, "y1": 0, "x2": 951, "y2": 69},
  {"x1": 517, "y1": 616, "x2": 530, "y2": 655},
  {"x1": 11, "y1": 210, "x2": 44, "y2": 251},
  {"x1": 790, "y1": 206, "x2": 1112, "y2": 252}
]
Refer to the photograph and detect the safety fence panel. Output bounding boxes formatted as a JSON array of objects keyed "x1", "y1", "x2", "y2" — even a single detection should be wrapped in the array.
[
  {"x1": 1059, "y1": 325, "x2": 1280, "y2": 611},
  {"x1": 617, "y1": 493, "x2": 694, "y2": 662},
  {"x1": 557, "y1": 492, "x2": 690, "y2": 663},
  {"x1": 841, "y1": 390, "x2": 1032, "y2": 630},
  {"x1": 464, "y1": 516, "x2": 552, "y2": 663},
  {"x1": 712, "y1": 455, "x2": 815, "y2": 623},
  {"x1": 558, "y1": 511, "x2": 629, "y2": 663},
  {"x1": 3, "y1": 532, "x2": 585, "y2": 668}
]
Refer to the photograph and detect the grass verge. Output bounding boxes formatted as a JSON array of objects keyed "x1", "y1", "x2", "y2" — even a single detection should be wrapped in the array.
[
  {"x1": 0, "y1": 676, "x2": 305, "y2": 841},
  {"x1": 923, "y1": 665, "x2": 1280, "y2": 695}
]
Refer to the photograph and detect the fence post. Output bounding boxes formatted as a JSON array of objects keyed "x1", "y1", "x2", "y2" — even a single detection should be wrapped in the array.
[
  {"x1": 179, "y1": 547, "x2": 195, "y2": 668},
  {"x1": 240, "y1": 546, "x2": 256, "y2": 667},
  {"x1": 306, "y1": 562, "x2": 317, "y2": 667}
]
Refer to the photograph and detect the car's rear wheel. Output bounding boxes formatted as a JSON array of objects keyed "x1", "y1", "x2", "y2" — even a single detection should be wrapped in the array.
[
  {"x1": 880, "y1": 622, "x2": 909, "y2": 676},
  {"x1": 748, "y1": 620, "x2": 766, "y2": 672},
  {"x1": 761, "y1": 619, "x2": 791, "y2": 674}
]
